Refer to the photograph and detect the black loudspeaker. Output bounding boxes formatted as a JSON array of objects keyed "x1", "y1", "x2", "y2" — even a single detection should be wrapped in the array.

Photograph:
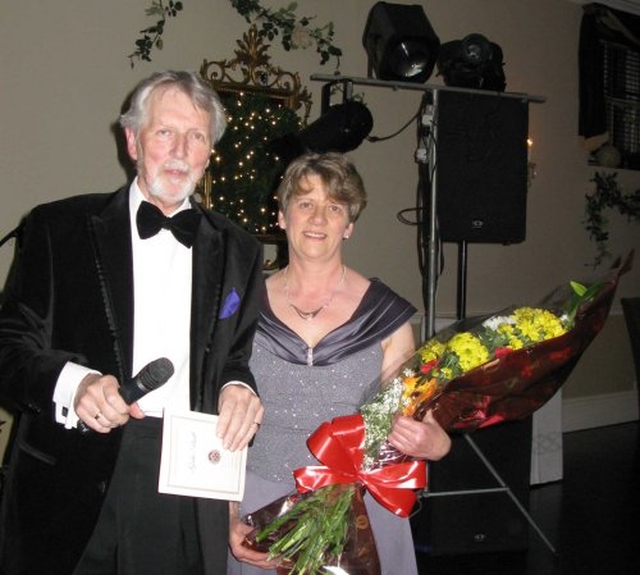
[
  {"x1": 411, "y1": 418, "x2": 533, "y2": 555},
  {"x1": 435, "y1": 90, "x2": 529, "y2": 244}
]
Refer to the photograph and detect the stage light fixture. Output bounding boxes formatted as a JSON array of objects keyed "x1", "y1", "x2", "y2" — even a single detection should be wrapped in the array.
[
  {"x1": 267, "y1": 100, "x2": 374, "y2": 165},
  {"x1": 362, "y1": 1, "x2": 440, "y2": 84},
  {"x1": 436, "y1": 33, "x2": 507, "y2": 92}
]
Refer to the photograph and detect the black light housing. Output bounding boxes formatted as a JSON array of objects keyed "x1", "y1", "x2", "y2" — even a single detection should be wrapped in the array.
[
  {"x1": 267, "y1": 100, "x2": 374, "y2": 165},
  {"x1": 436, "y1": 33, "x2": 507, "y2": 92},
  {"x1": 362, "y1": 1, "x2": 440, "y2": 84}
]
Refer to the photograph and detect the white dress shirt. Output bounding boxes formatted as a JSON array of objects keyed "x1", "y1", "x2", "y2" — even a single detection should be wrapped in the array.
[{"x1": 54, "y1": 180, "x2": 193, "y2": 426}]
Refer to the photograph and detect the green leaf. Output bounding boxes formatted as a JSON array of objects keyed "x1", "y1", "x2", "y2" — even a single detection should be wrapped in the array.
[
  {"x1": 584, "y1": 171, "x2": 640, "y2": 267},
  {"x1": 570, "y1": 281, "x2": 587, "y2": 297},
  {"x1": 131, "y1": 1, "x2": 343, "y2": 70}
]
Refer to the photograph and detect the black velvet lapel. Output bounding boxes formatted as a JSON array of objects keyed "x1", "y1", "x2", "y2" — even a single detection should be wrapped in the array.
[
  {"x1": 190, "y1": 206, "x2": 224, "y2": 411},
  {"x1": 88, "y1": 188, "x2": 135, "y2": 383}
]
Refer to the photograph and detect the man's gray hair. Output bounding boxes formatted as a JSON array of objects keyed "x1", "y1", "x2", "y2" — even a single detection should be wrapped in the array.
[{"x1": 119, "y1": 70, "x2": 227, "y2": 144}]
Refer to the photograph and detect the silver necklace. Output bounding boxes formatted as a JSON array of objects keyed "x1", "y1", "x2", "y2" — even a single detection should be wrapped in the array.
[{"x1": 283, "y1": 265, "x2": 346, "y2": 321}]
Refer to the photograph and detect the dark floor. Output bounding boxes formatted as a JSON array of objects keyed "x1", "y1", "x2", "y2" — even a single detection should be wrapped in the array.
[{"x1": 414, "y1": 421, "x2": 640, "y2": 575}]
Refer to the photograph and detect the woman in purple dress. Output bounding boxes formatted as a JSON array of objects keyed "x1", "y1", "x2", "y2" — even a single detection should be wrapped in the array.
[{"x1": 228, "y1": 152, "x2": 450, "y2": 575}]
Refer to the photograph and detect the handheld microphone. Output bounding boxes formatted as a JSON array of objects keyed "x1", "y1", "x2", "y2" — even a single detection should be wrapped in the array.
[
  {"x1": 118, "y1": 357, "x2": 175, "y2": 404},
  {"x1": 78, "y1": 357, "x2": 174, "y2": 434}
]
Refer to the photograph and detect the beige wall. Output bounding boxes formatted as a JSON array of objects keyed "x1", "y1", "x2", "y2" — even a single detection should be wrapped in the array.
[{"x1": 1, "y1": 0, "x2": 638, "y2": 402}]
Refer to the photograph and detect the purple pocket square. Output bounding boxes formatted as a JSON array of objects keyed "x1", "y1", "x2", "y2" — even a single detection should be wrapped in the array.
[{"x1": 219, "y1": 288, "x2": 240, "y2": 319}]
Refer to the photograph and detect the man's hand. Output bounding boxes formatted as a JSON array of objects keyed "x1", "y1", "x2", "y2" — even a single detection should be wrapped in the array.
[
  {"x1": 217, "y1": 384, "x2": 264, "y2": 451},
  {"x1": 74, "y1": 373, "x2": 145, "y2": 433}
]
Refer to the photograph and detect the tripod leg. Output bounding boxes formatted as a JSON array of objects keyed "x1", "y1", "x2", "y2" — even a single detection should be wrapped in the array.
[{"x1": 464, "y1": 433, "x2": 557, "y2": 555}]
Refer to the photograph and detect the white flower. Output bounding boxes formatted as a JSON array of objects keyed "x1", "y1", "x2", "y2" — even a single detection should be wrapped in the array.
[
  {"x1": 254, "y1": 14, "x2": 268, "y2": 27},
  {"x1": 360, "y1": 379, "x2": 403, "y2": 469},
  {"x1": 290, "y1": 26, "x2": 313, "y2": 49},
  {"x1": 482, "y1": 315, "x2": 514, "y2": 330}
]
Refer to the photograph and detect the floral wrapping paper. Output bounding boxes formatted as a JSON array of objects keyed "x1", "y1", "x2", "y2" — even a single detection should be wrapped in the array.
[{"x1": 241, "y1": 253, "x2": 632, "y2": 575}]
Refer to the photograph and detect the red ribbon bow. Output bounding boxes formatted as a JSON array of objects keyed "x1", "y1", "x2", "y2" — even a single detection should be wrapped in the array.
[{"x1": 293, "y1": 414, "x2": 427, "y2": 517}]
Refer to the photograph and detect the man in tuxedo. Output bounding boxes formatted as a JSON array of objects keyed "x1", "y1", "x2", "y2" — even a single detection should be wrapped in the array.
[{"x1": 0, "y1": 70, "x2": 265, "y2": 575}]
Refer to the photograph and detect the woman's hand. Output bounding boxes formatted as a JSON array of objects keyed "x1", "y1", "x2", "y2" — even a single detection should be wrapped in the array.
[
  {"x1": 387, "y1": 409, "x2": 451, "y2": 461},
  {"x1": 228, "y1": 502, "x2": 280, "y2": 569}
]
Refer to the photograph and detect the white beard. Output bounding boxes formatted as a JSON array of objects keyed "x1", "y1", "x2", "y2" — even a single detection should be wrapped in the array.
[{"x1": 146, "y1": 159, "x2": 200, "y2": 203}]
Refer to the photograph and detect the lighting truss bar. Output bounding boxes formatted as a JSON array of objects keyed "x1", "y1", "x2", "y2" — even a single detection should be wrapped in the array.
[{"x1": 310, "y1": 74, "x2": 546, "y2": 104}]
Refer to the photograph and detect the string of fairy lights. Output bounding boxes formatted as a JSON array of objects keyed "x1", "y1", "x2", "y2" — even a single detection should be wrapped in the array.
[{"x1": 208, "y1": 91, "x2": 301, "y2": 234}]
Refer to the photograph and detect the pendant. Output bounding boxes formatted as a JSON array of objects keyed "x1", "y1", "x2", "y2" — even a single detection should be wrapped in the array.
[
  {"x1": 288, "y1": 303, "x2": 326, "y2": 321},
  {"x1": 282, "y1": 264, "x2": 345, "y2": 321}
]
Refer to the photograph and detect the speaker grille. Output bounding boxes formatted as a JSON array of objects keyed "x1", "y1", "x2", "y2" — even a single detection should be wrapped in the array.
[{"x1": 436, "y1": 91, "x2": 529, "y2": 244}]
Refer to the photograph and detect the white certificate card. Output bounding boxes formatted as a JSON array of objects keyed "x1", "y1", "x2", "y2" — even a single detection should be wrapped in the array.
[{"x1": 158, "y1": 410, "x2": 247, "y2": 501}]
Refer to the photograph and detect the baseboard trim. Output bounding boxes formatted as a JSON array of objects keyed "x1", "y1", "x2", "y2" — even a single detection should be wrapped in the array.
[{"x1": 562, "y1": 390, "x2": 639, "y2": 432}]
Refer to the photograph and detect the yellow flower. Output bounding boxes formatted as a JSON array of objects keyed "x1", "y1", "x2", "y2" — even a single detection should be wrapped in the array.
[
  {"x1": 418, "y1": 339, "x2": 446, "y2": 363},
  {"x1": 401, "y1": 375, "x2": 421, "y2": 396},
  {"x1": 440, "y1": 366, "x2": 455, "y2": 380},
  {"x1": 496, "y1": 324, "x2": 525, "y2": 350},
  {"x1": 512, "y1": 307, "x2": 567, "y2": 342},
  {"x1": 448, "y1": 332, "x2": 491, "y2": 372}
]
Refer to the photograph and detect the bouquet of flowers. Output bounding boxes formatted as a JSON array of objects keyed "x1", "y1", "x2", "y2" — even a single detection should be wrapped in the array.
[{"x1": 241, "y1": 254, "x2": 632, "y2": 575}]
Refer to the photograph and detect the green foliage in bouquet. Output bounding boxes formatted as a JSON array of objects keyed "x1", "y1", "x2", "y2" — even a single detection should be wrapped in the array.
[
  {"x1": 254, "y1": 483, "x2": 355, "y2": 575},
  {"x1": 567, "y1": 280, "x2": 604, "y2": 324}
]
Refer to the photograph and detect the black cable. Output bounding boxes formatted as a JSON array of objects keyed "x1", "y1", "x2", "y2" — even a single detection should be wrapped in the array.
[
  {"x1": 0, "y1": 228, "x2": 17, "y2": 249},
  {"x1": 366, "y1": 109, "x2": 421, "y2": 143},
  {"x1": 393, "y1": 93, "x2": 445, "y2": 320}
]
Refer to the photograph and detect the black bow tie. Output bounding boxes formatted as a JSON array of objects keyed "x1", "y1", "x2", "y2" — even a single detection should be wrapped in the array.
[{"x1": 136, "y1": 201, "x2": 202, "y2": 248}]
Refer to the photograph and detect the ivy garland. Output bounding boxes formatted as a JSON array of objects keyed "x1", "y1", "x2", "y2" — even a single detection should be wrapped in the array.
[
  {"x1": 129, "y1": 0, "x2": 342, "y2": 69},
  {"x1": 129, "y1": 1, "x2": 184, "y2": 67},
  {"x1": 584, "y1": 171, "x2": 640, "y2": 267}
]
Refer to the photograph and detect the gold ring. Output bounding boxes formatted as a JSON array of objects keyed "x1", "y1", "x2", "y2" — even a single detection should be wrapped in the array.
[{"x1": 95, "y1": 411, "x2": 102, "y2": 420}]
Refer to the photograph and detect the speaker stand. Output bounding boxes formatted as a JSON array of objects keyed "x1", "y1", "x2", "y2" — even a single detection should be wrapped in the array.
[
  {"x1": 422, "y1": 433, "x2": 557, "y2": 555},
  {"x1": 456, "y1": 241, "x2": 469, "y2": 320}
]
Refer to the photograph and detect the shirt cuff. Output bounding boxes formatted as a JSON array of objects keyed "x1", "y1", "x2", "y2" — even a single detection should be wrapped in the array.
[{"x1": 53, "y1": 362, "x2": 101, "y2": 429}]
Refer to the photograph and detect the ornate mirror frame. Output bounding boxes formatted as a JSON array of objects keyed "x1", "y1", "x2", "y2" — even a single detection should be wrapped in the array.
[{"x1": 200, "y1": 25, "x2": 312, "y2": 121}]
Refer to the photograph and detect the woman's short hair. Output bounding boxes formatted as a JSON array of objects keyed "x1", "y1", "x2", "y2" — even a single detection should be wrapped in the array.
[
  {"x1": 119, "y1": 70, "x2": 227, "y2": 145},
  {"x1": 277, "y1": 152, "x2": 368, "y2": 222}
]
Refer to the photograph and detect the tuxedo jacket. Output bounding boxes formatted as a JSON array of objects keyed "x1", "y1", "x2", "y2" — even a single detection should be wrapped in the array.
[{"x1": 0, "y1": 187, "x2": 265, "y2": 574}]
